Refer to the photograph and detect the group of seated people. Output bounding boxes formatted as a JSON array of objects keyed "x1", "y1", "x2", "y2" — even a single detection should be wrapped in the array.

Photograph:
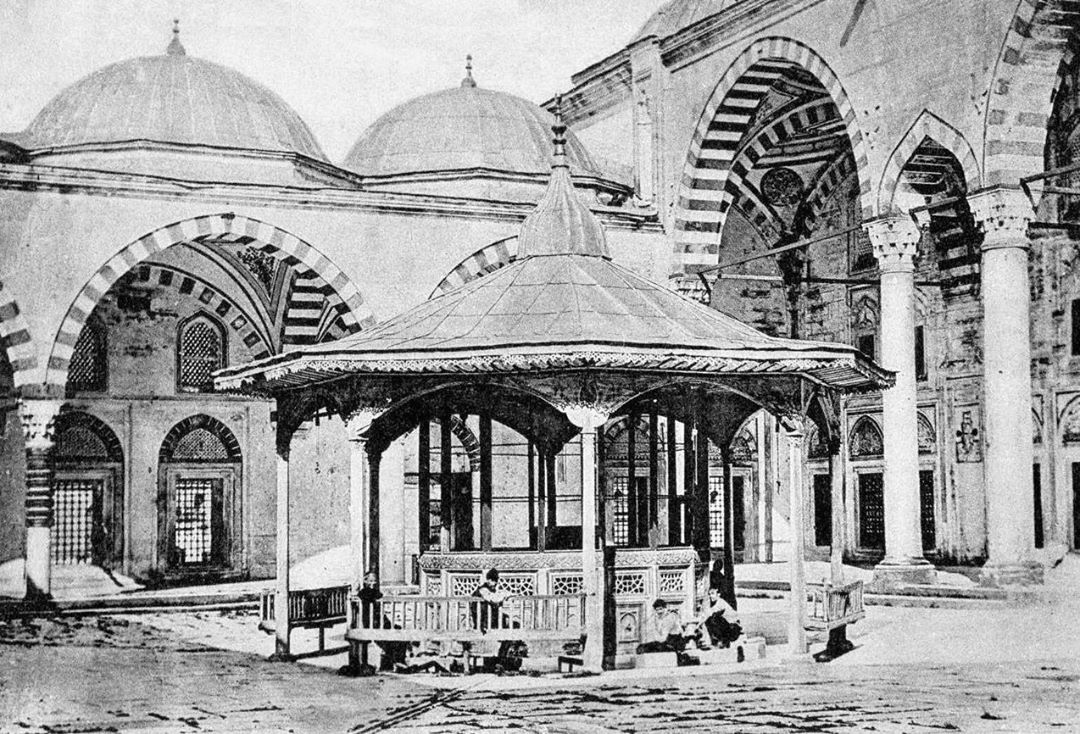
[{"x1": 637, "y1": 587, "x2": 742, "y2": 655}]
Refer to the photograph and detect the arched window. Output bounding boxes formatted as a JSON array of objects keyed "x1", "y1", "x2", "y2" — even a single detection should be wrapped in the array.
[
  {"x1": 177, "y1": 314, "x2": 225, "y2": 392},
  {"x1": 159, "y1": 415, "x2": 241, "y2": 571},
  {"x1": 68, "y1": 317, "x2": 107, "y2": 393},
  {"x1": 51, "y1": 412, "x2": 124, "y2": 568},
  {"x1": 849, "y1": 416, "x2": 884, "y2": 459}
]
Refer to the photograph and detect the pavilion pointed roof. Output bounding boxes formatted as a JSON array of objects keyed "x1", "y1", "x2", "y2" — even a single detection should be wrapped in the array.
[{"x1": 216, "y1": 113, "x2": 890, "y2": 395}]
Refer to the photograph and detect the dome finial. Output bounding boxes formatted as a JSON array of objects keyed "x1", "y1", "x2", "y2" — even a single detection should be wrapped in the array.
[
  {"x1": 552, "y1": 93, "x2": 568, "y2": 167},
  {"x1": 167, "y1": 18, "x2": 186, "y2": 56},
  {"x1": 461, "y1": 54, "x2": 477, "y2": 88}
]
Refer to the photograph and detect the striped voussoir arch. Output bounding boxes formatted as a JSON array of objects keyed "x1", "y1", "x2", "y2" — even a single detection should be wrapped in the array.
[
  {"x1": 430, "y1": 237, "x2": 518, "y2": 299},
  {"x1": 878, "y1": 111, "x2": 981, "y2": 214},
  {"x1": 0, "y1": 287, "x2": 37, "y2": 388},
  {"x1": 674, "y1": 36, "x2": 871, "y2": 274},
  {"x1": 806, "y1": 152, "x2": 858, "y2": 222},
  {"x1": 123, "y1": 263, "x2": 275, "y2": 360},
  {"x1": 982, "y1": 0, "x2": 1070, "y2": 185},
  {"x1": 45, "y1": 213, "x2": 374, "y2": 389}
]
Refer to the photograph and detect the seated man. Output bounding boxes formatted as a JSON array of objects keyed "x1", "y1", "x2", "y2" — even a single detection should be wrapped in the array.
[
  {"x1": 356, "y1": 571, "x2": 409, "y2": 671},
  {"x1": 700, "y1": 587, "x2": 742, "y2": 649},
  {"x1": 636, "y1": 599, "x2": 690, "y2": 654}
]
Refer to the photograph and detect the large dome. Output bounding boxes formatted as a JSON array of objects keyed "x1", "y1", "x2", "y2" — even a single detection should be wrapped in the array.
[
  {"x1": 343, "y1": 67, "x2": 603, "y2": 179},
  {"x1": 23, "y1": 29, "x2": 326, "y2": 161}
]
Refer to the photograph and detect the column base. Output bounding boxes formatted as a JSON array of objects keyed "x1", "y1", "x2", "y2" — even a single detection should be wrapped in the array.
[
  {"x1": 870, "y1": 558, "x2": 936, "y2": 592},
  {"x1": 979, "y1": 560, "x2": 1043, "y2": 587},
  {"x1": 268, "y1": 651, "x2": 297, "y2": 663}
]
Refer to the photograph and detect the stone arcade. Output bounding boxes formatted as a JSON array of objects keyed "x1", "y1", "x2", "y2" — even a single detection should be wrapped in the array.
[{"x1": 2, "y1": 1, "x2": 1076, "y2": 630}]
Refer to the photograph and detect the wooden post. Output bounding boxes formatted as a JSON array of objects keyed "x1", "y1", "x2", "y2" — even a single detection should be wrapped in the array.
[
  {"x1": 527, "y1": 441, "x2": 536, "y2": 549},
  {"x1": 667, "y1": 417, "x2": 678, "y2": 545},
  {"x1": 721, "y1": 445, "x2": 736, "y2": 607},
  {"x1": 272, "y1": 423, "x2": 293, "y2": 661},
  {"x1": 418, "y1": 421, "x2": 430, "y2": 552},
  {"x1": 694, "y1": 414, "x2": 711, "y2": 554},
  {"x1": 537, "y1": 449, "x2": 547, "y2": 552},
  {"x1": 627, "y1": 412, "x2": 638, "y2": 546},
  {"x1": 546, "y1": 453, "x2": 557, "y2": 530},
  {"x1": 682, "y1": 420, "x2": 694, "y2": 546},
  {"x1": 440, "y1": 412, "x2": 452, "y2": 553},
  {"x1": 649, "y1": 411, "x2": 659, "y2": 548},
  {"x1": 368, "y1": 449, "x2": 381, "y2": 576},
  {"x1": 786, "y1": 418, "x2": 809, "y2": 658},
  {"x1": 479, "y1": 413, "x2": 493, "y2": 551}
]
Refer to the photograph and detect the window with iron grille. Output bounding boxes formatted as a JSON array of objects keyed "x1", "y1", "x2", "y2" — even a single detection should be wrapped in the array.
[
  {"x1": 608, "y1": 476, "x2": 630, "y2": 546},
  {"x1": 68, "y1": 319, "x2": 107, "y2": 393},
  {"x1": 708, "y1": 475, "x2": 724, "y2": 547},
  {"x1": 174, "y1": 477, "x2": 221, "y2": 566},
  {"x1": 177, "y1": 315, "x2": 225, "y2": 391},
  {"x1": 51, "y1": 479, "x2": 100, "y2": 565}
]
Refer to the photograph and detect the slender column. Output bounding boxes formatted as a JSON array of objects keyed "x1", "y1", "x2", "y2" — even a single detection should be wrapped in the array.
[
  {"x1": 648, "y1": 412, "x2": 659, "y2": 548},
  {"x1": 19, "y1": 399, "x2": 63, "y2": 600},
  {"x1": 783, "y1": 417, "x2": 809, "y2": 658},
  {"x1": 763, "y1": 414, "x2": 775, "y2": 563},
  {"x1": 866, "y1": 216, "x2": 935, "y2": 588},
  {"x1": 348, "y1": 430, "x2": 371, "y2": 583},
  {"x1": 666, "y1": 418, "x2": 678, "y2": 544},
  {"x1": 721, "y1": 446, "x2": 736, "y2": 606},
  {"x1": 682, "y1": 420, "x2": 694, "y2": 546},
  {"x1": 564, "y1": 405, "x2": 610, "y2": 672},
  {"x1": 479, "y1": 413, "x2": 493, "y2": 551},
  {"x1": 969, "y1": 187, "x2": 1043, "y2": 585},
  {"x1": 439, "y1": 412, "x2": 452, "y2": 553},
  {"x1": 828, "y1": 443, "x2": 845, "y2": 584},
  {"x1": 368, "y1": 449, "x2": 382, "y2": 572},
  {"x1": 536, "y1": 449, "x2": 547, "y2": 551},
  {"x1": 272, "y1": 422, "x2": 293, "y2": 660},
  {"x1": 527, "y1": 442, "x2": 536, "y2": 548},
  {"x1": 627, "y1": 411, "x2": 638, "y2": 545},
  {"x1": 418, "y1": 421, "x2": 430, "y2": 552},
  {"x1": 693, "y1": 420, "x2": 711, "y2": 553},
  {"x1": 546, "y1": 453, "x2": 557, "y2": 529}
]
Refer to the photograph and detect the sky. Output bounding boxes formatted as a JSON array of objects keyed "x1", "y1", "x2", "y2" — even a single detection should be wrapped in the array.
[{"x1": 0, "y1": 0, "x2": 662, "y2": 162}]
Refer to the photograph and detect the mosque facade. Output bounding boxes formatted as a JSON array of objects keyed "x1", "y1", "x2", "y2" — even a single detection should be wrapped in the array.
[{"x1": 0, "y1": 1, "x2": 1075, "y2": 607}]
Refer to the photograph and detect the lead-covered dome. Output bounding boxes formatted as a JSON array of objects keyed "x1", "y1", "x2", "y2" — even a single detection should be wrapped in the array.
[
  {"x1": 345, "y1": 82, "x2": 599, "y2": 178},
  {"x1": 23, "y1": 26, "x2": 326, "y2": 161}
]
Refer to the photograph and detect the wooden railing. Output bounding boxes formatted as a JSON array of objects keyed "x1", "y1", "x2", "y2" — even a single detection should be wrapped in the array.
[
  {"x1": 346, "y1": 594, "x2": 586, "y2": 642},
  {"x1": 259, "y1": 585, "x2": 350, "y2": 634},
  {"x1": 806, "y1": 580, "x2": 865, "y2": 631}
]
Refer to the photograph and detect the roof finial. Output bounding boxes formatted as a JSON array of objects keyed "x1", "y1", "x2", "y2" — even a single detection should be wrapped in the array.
[
  {"x1": 461, "y1": 54, "x2": 476, "y2": 88},
  {"x1": 552, "y1": 93, "x2": 568, "y2": 167},
  {"x1": 167, "y1": 18, "x2": 186, "y2": 56}
]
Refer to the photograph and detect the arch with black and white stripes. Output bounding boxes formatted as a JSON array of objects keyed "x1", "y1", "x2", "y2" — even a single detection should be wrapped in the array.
[
  {"x1": 45, "y1": 214, "x2": 374, "y2": 390},
  {"x1": 674, "y1": 37, "x2": 872, "y2": 275}
]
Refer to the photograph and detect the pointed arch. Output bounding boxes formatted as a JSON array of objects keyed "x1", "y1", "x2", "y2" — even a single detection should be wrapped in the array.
[
  {"x1": 673, "y1": 36, "x2": 872, "y2": 274},
  {"x1": 849, "y1": 415, "x2": 883, "y2": 459},
  {"x1": 430, "y1": 237, "x2": 518, "y2": 298},
  {"x1": 982, "y1": 0, "x2": 1074, "y2": 185},
  {"x1": 878, "y1": 110, "x2": 981, "y2": 214},
  {"x1": 0, "y1": 286, "x2": 39, "y2": 389},
  {"x1": 45, "y1": 214, "x2": 375, "y2": 389}
]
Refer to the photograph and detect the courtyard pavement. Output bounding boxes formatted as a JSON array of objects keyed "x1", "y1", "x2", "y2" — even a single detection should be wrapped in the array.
[{"x1": 3, "y1": 596, "x2": 1080, "y2": 733}]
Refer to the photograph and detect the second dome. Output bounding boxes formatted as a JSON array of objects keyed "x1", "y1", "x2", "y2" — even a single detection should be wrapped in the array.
[{"x1": 343, "y1": 61, "x2": 629, "y2": 204}]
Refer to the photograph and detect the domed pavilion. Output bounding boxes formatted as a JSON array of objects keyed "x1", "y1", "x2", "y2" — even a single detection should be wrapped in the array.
[{"x1": 218, "y1": 109, "x2": 890, "y2": 670}]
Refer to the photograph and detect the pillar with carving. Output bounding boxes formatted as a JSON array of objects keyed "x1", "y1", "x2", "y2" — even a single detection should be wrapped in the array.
[
  {"x1": 20, "y1": 399, "x2": 63, "y2": 600},
  {"x1": 563, "y1": 403, "x2": 611, "y2": 671},
  {"x1": 782, "y1": 415, "x2": 809, "y2": 658},
  {"x1": 968, "y1": 187, "x2": 1043, "y2": 585},
  {"x1": 865, "y1": 216, "x2": 935, "y2": 587}
]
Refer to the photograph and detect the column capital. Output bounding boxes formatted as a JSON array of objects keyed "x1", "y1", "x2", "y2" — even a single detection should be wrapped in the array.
[
  {"x1": 778, "y1": 413, "x2": 807, "y2": 438},
  {"x1": 562, "y1": 404, "x2": 610, "y2": 431},
  {"x1": 345, "y1": 408, "x2": 384, "y2": 442},
  {"x1": 18, "y1": 398, "x2": 64, "y2": 452},
  {"x1": 967, "y1": 186, "x2": 1034, "y2": 251},
  {"x1": 864, "y1": 216, "x2": 921, "y2": 272}
]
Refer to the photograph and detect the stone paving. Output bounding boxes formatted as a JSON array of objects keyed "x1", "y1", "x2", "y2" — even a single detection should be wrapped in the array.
[{"x1": 2, "y1": 609, "x2": 1080, "y2": 733}]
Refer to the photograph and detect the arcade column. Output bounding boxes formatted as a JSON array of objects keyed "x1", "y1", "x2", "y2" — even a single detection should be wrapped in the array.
[
  {"x1": 19, "y1": 398, "x2": 63, "y2": 601},
  {"x1": 865, "y1": 216, "x2": 935, "y2": 588},
  {"x1": 968, "y1": 187, "x2": 1043, "y2": 586}
]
